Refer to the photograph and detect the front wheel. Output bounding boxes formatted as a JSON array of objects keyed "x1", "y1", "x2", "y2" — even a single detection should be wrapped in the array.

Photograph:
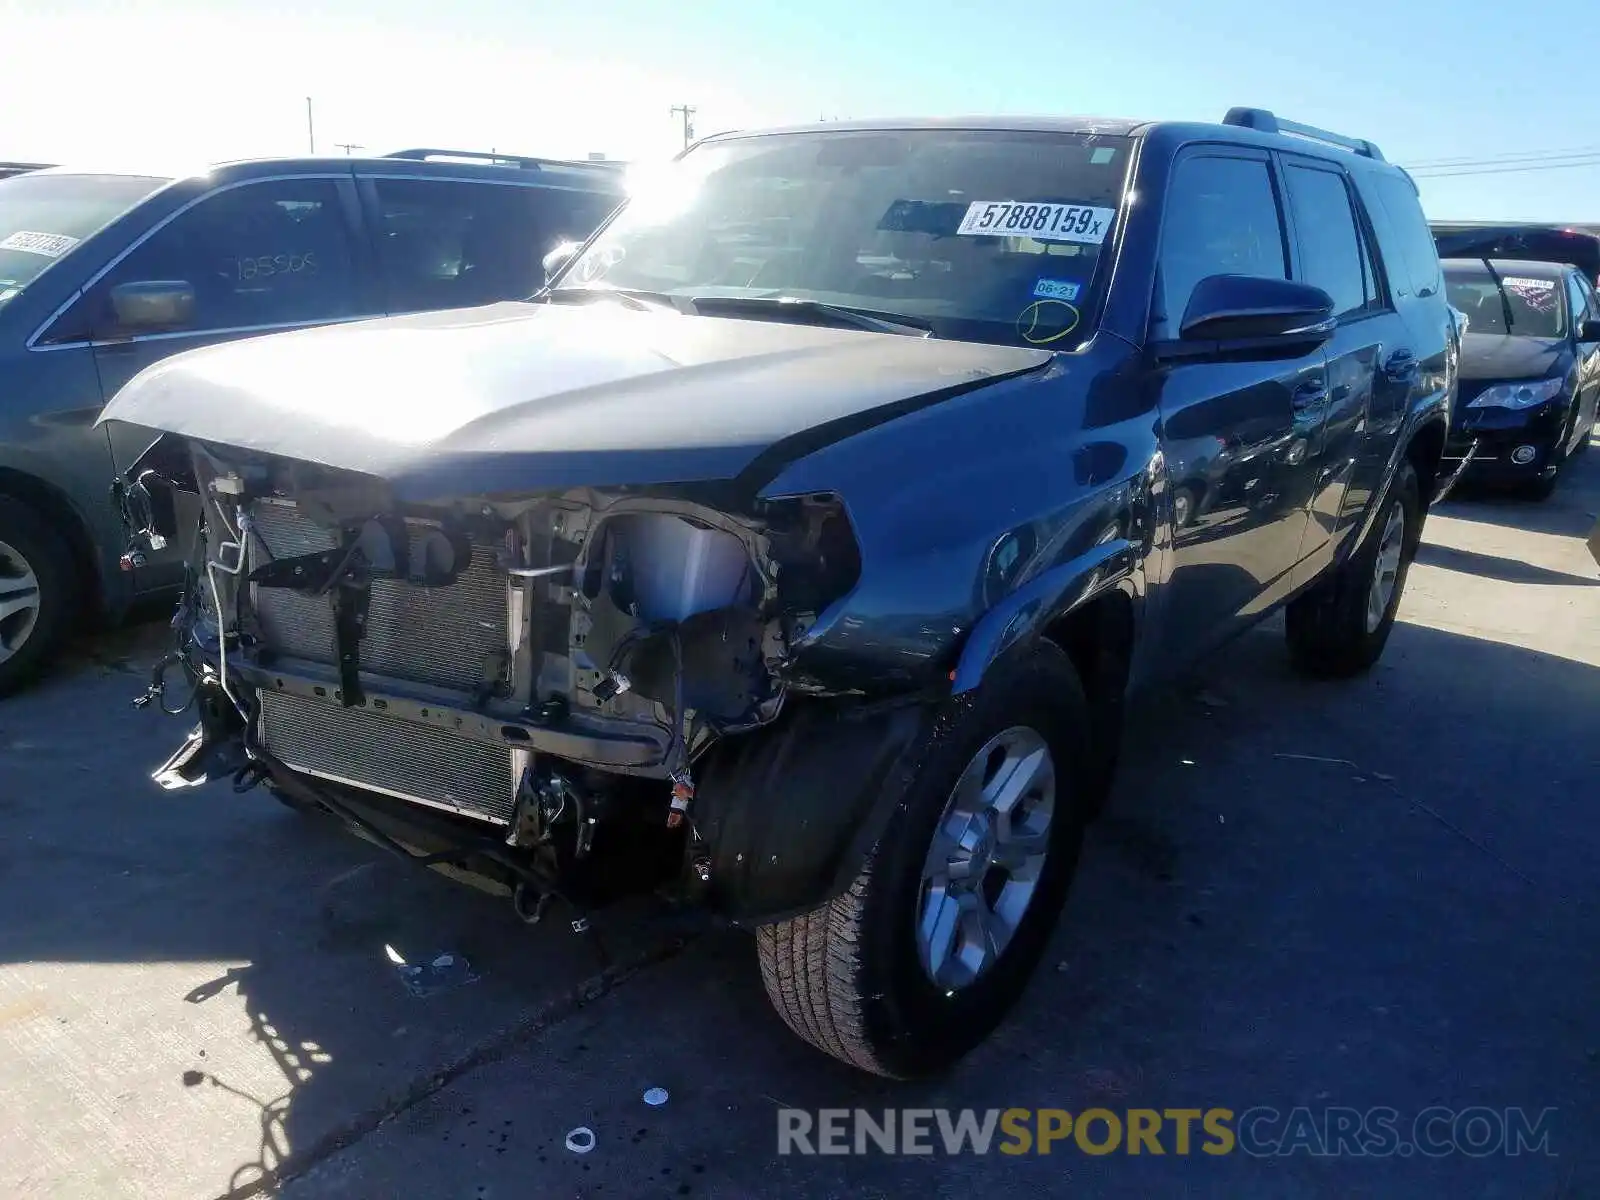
[
  {"x1": 0, "y1": 497, "x2": 78, "y2": 698},
  {"x1": 755, "y1": 642, "x2": 1089, "y2": 1078},
  {"x1": 1285, "y1": 461, "x2": 1421, "y2": 679}
]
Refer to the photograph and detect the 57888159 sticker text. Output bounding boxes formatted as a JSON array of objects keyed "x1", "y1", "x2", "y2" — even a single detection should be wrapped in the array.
[{"x1": 956, "y1": 201, "x2": 1115, "y2": 245}]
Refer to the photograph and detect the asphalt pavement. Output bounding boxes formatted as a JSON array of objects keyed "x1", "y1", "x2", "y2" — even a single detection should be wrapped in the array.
[{"x1": 2, "y1": 441, "x2": 1596, "y2": 1200}]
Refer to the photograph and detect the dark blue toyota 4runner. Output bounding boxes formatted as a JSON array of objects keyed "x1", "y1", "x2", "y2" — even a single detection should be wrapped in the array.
[{"x1": 102, "y1": 109, "x2": 1458, "y2": 1078}]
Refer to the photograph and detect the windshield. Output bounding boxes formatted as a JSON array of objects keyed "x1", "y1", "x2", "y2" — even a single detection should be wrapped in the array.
[
  {"x1": 555, "y1": 128, "x2": 1132, "y2": 349},
  {"x1": 1444, "y1": 262, "x2": 1566, "y2": 338},
  {"x1": 0, "y1": 172, "x2": 167, "y2": 309}
]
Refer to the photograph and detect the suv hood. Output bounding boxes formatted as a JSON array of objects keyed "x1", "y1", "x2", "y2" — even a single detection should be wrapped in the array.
[
  {"x1": 98, "y1": 301, "x2": 1050, "y2": 498},
  {"x1": 1459, "y1": 332, "x2": 1567, "y2": 382}
]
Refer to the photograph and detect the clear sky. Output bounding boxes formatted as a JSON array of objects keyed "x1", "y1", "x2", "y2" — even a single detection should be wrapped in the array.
[{"x1": 3, "y1": 0, "x2": 1595, "y2": 223}]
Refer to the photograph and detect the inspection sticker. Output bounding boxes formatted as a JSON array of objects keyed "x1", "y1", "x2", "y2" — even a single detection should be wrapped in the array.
[
  {"x1": 956, "y1": 201, "x2": 1115, "y2": 244},
  {"x1": 1033, "y1": 278, "x2": 1081, "y2": 302},
  {"x1": 0, "y1": 230, "x2": 79, "y2": 258}
]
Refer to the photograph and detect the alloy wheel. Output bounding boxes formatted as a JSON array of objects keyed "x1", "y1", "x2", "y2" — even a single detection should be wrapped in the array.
[
  {"x1": 1366, "y1": 503, "x2": 1406, "y2": 633},
  {"x1": 916, "y1": 726, "x2": 1056, "y2": 991},
  {"x1": 0, "y1": 538, "x2": 42, "y2": 665}
]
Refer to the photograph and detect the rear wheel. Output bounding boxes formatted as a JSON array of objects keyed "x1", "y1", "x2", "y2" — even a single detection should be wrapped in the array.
[
  {"x1": 0, "y1": 498, "x2": 78, "y2": 698},
  {"x1": 1285, "y1": 461, "x2": 1420, "y2": 679},
  {"x1": 755, "y1": 641, "x2": 1088, "y2": 1078}
]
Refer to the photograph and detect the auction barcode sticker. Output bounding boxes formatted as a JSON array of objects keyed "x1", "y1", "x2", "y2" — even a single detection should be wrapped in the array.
[
  {"x1": 0, "y1": 230, "x2": 80, "y2": 258},
  {"x1": 955, "y1": 202, "x2": 1115, "y2": 244}
]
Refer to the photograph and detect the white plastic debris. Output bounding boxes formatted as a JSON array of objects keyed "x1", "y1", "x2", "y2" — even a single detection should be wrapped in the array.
[
  {"x1": 643, "y1": 1087, "x2": 669, "y2": 1107},
  {"x1": 565, "y1": 1126, "x2": 596, "y2": 1154}
]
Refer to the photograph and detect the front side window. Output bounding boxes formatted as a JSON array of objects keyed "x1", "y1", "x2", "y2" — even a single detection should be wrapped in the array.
[
  {"x1": 1443, "y1": 262, "x2": 1566, "y2": 339},
  {"x1": 1284, "y1": 164, "x2": 1374, "y2": 318},
  {"x1": 372, "y1": 179, "x2": 619, "y2": 314},
  {"x1": 0, "y1": 172, "x2": 166, "y2": 310},
  {"x1": 88, "y1": 178, "x2": 359, "y2": 335},
  {"x1": 558, "y1": 128, "x2": 1133, "y2": 349},
  {"x1": 1158, "y1": 154, "x2": 1286, "y2": 329},
  {"x1": 1564, "y1": 272, "x2": 1590, "y2": 333}
]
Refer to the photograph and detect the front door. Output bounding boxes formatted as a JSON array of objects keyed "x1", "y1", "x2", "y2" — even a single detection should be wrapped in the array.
[
  {"x1": 1149, "y1": 149, "x2": 1327, "y2": 664},
  {"x1": 59, "y1": 175, "x2": 373, "y2": 589},
  {"x1": 1563, "y1": 271, "x2": 1600, "y2": 451}
]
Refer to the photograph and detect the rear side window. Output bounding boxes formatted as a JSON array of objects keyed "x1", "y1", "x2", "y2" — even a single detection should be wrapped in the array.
[
  {"x1": 1283, "y1": 164, "x2": 1376, "y2": 318},
  {"x1": 1370, "y1": 173, "x2": 1441, "y2": 299},
  {"x1": 370, "y1": 179, "x2": 619, "y2": 314},
  {"x1": 1158, "y1": 155, "x2": 1286, "y2": 328}
]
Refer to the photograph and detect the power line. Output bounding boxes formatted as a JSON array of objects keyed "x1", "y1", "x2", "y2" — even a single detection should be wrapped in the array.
[
  {"x1": 1406, "y1": 142, "x2": 1600, "y2": 169},
  {"x1": 1412, "y1": 156, "x2": 1600, "y2": 180},
  {"x1": 1407, "y1": 148, "x2": 1600, "y2": 174}
]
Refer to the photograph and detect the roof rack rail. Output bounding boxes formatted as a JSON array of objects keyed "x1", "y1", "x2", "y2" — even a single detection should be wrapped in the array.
[
  {"x1": 1221, "y1": 108, "x2": 1385, "y2": 162},
  {"x1": 383, "y1": 148, "x2": 623, "y2": 171}
]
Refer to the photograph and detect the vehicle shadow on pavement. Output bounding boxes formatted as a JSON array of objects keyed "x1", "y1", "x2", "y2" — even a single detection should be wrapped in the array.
[
  {"x1": 3, "y1": 482, "x2": 1597, "y2": 1200},
  {"x1": 283, "y1": 612, "x2": 1596, "y2": 1200},
  {"x1": 0, "y1": 639, "x2": 683, "y2": 1200},
  {"x1": 1412, "y1": 541, "x2": 1599, "y2": 586}
]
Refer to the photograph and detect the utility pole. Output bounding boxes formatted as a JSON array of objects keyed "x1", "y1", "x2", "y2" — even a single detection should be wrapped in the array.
[
  {"x1": 335, "y1": 143, "x2": 365, "y2": 156},
  {"x1": 306, "y1": 97, "x2": 316, "y2": 154},
  {"x1": 670, "y1": 104, "x2": 696, "y2": 150}
]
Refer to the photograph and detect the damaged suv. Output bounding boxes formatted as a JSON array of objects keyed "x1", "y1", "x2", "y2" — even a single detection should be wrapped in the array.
[{"x1": 102, "y1": 109, "x2": 1458, "y2": 1079}]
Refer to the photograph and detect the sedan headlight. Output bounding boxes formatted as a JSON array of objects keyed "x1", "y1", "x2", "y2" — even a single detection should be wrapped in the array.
[{"x1": 1466, "y1": 377, "x2": 1564, "y2": 409}]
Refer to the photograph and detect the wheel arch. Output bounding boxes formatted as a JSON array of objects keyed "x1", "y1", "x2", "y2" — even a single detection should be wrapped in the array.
[{"x1": 0, "y1": 467, "x2": 104, "y2": 614}]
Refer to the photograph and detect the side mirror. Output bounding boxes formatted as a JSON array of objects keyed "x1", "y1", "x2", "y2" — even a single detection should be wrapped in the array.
[
  {"x1": 1177, "y1": 274, "x2": 1336, "y2": 346},
  {"x1": 108, "y1": 280, "x2": 195, "y2": 334},
  {"x1": 542, "y1": 241, "x2": 582, "y2": 286},
  {"x1": 1578, "y1": 318, "x2": 1600, "y2": 342}
]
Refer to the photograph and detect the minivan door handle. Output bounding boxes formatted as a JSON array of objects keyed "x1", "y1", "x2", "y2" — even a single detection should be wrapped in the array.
[{"x1": 1291, "y1": 380, "x2": 1329, "y2": 412}]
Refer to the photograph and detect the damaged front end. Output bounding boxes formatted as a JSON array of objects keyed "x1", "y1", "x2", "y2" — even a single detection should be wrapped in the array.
[{"x1": 127, "y1": 435, "x2": 922, "y2": 923}]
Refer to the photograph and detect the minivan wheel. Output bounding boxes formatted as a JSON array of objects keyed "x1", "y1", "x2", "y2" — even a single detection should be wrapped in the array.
[
  {"x1": 1285, "y1": 461, "x2": 1420, "y2": 679},
  {"x1": 755, "y1": 641, "x2": 1088, "y2": 1078},
  {"x1": 0, "y1": 498, "x2": 78, "y2": 698}
]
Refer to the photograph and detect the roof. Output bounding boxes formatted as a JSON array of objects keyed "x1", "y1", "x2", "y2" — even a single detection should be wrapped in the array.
[
  {"x1": 1441, "y1": 257, "x2": 1571, "y2": 278},
  {"x1": 700, "y1": 112, "x2": 1399, "y2": 170}
]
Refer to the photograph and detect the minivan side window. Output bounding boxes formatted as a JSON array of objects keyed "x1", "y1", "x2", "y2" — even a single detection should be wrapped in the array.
[
  {"x1": 89, "y1": 178, "x2": 360, "y2": 336},
  {"x1": 1370, "y1": 173, "x2": 1442, "y2": 300},
  {"x1": 370, "y1": 179, "x2": 619, "y2": 314},
  {"x1": 1564, "y1": 271, "x2": 1590, "y2": 331},
  {"x1": 1283, "y1": 164, "x2": 1376, "y2": 319},
  {"x1": 1158, "y1": 155, "x2": 1286, "y2": 331}
]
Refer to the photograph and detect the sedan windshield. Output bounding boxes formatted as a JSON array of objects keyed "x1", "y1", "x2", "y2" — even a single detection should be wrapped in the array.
[
  {"x1": 0, "y1": 172, "x2": 168, "y2": 310},
  {"x1": 554, "y1": 128, "x2": 1132, "y2": 350},
  {"x1": 1444, "y1": 262, "x2": 1566, "y2": 338}
]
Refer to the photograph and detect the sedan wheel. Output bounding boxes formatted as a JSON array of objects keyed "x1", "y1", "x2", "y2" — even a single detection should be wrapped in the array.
[{"x1": 0, "y1": 538, "x2": 42, "y2": 667}]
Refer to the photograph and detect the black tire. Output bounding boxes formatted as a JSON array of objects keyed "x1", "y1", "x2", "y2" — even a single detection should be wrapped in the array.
[
  {"x1": 0, "y1": 497, "x2": 79, "y2": 698},
  {"x1": 1285, "y1": 460, "x2": 1421, "y2": 679},
  {"x1": 755, "y1": 641, "x2": 1089, "y2": 1078}
]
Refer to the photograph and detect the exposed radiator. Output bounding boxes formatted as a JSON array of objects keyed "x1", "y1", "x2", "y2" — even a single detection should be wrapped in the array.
[
  {"x1": 247, "y1": 499, "x2": 511, "y2": 694},
  {"x1": 259, "y1": 690, "x2": 517, "y2": 823}
]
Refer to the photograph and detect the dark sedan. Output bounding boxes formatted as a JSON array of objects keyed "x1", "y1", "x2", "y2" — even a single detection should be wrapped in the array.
[{"x1": 1442, "y1": 257, "x2": 1600, "y2": 498}]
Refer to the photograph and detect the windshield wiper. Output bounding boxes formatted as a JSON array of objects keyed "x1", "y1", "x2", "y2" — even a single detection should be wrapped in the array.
[
  {"x1": 540, "y1": 286, "x2": 681, "y2": 313},
  {"x1": 684, "y1": 296, "x2": 935, "y2": 337}
]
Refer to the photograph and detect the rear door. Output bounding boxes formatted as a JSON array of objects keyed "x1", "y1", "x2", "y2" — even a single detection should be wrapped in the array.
[
  {"x1": 1277, "y1": 155, "x2": 1400, "y2": 589},
  {"x1": 1149, "y1": 148, "x2": 1329, "y2": 663},
  {"x1": 47, "y1": 172, "x2": 376, "y2": 591},
  {"x1": 355, "y1": 175, "x2": 621, "y2": 315}
]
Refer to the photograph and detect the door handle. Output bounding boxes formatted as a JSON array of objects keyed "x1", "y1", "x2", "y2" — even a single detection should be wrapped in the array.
[
  {"x1": 1383, "y1": 349, "x2": 1418, "y2": 382},
  {"x1": 1292, "y1": 381, "x2": 1329, "y2": 412}
]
